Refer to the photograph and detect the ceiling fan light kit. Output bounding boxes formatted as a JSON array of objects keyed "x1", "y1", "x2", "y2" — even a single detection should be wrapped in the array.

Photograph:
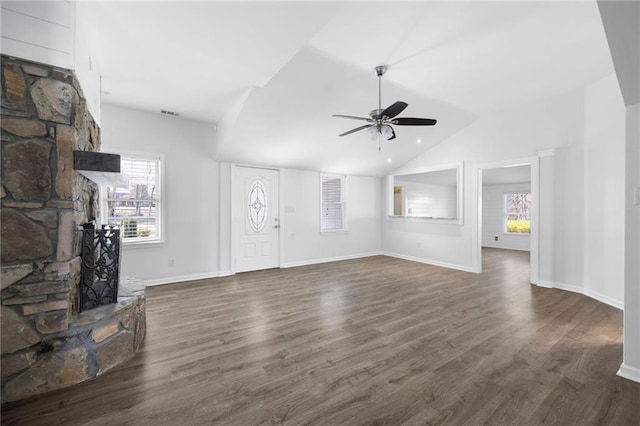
[{"x1": 332, "y1": 65, "x2": 437, "y2": 146}]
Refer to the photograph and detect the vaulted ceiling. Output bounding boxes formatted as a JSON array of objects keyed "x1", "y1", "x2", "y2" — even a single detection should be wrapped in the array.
[{"x1": 79, "y1": 1, "x2": 614, "y2": 176}]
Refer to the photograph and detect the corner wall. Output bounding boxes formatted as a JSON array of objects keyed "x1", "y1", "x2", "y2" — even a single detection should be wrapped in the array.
[
  {"x1": 100, "y1": 104, "x2": 220, "y2": 283},
  {"x1": 583, "y1": 74, "x2": 626, "y2": 305}
]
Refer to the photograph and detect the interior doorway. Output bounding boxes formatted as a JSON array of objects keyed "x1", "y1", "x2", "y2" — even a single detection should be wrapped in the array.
[{"x1": 475, "y1": 158, "x2": 539, "y2": 284}]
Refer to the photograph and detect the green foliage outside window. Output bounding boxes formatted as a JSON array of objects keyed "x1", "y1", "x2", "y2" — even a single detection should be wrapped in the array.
[{"x1": 507, "y1": 219, "x2": 530, "y2": 234}]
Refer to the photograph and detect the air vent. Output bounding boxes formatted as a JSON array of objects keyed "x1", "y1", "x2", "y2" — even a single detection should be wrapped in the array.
[{"x1": 160, "y1": 110, "x2": 181, "y2": 117}]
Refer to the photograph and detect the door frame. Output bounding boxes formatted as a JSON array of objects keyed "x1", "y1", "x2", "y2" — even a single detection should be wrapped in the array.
[
  {"x1": 230, "y1": 164, "x2": 283, "y2": 274},
  {"x1": 472, "y1": 156, "x2": 540, "y2": 284}
]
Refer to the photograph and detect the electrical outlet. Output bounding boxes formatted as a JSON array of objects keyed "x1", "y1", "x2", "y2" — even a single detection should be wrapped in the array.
[
  {"x1": 169, "y1": 259, "x2": 175, "y2": 267},
  {"x1": 494, "y1": 236, "x2": 498, "y2": 241},
  {"x1": 417, "y1": 242, "x2": 421, "y2": 248}
]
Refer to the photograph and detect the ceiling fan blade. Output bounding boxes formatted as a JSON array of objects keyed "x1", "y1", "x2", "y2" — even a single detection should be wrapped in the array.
[
  {"x1": 338, "y1": 124, "x2": 373, "y2": 137},
  {"x1": 391, "y1": 117, "x2": 437, "y2": 126},
  {"x1": 332, "y1": 114, "x2": 373, "y2": 122},
  {"x1": 381, "y1": 101, "x2": 408, "y2": 119}
]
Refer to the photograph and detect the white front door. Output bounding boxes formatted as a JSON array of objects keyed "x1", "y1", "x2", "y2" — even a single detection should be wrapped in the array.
[{"x1": 234, "y1": 166, "x2": 280, "y2": 273}]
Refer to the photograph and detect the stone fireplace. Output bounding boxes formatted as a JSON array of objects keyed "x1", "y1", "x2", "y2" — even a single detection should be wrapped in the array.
[{"x1": 1, "y1": 55, "x2": 145, "y2": 403}]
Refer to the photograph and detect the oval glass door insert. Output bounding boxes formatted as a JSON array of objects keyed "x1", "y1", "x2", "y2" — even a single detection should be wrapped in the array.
[{"x1": 247, "y1": 180, "x2": 268, "y2": 232}]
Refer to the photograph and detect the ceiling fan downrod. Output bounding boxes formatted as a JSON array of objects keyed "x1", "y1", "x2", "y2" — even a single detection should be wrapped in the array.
[{"x1": 375, "y1": 65, "x2": 386, "y2": 113}]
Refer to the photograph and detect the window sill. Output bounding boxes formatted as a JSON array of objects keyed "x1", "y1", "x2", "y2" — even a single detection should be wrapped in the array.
[
  {"x1": 387, "y1": 216, "x2": 463, "y2": 225},
  {"x1": 122, "y1": 240, "x2": 165, "y2": 249},
  {"x1": 502, "y1": 232, "x2": 531, "y2": 237},
  {"x1": 320, "y1": 229, "x2": 348, "y2": 234}
]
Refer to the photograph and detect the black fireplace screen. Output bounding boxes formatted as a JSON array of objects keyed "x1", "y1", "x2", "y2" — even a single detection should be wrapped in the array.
[{"x1": 79, "y1": 223, "x2": 121, "y2": 311}]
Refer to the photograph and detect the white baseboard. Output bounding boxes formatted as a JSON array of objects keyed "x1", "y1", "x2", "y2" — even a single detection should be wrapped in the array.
[
  {"x1": 617, "y1": 363, "x2": 640, "y2": 383},
  {"x1": 535, "y1": 280, "x2": 623, "y2": 310},
  {"x1": 282, "y1": 251, "x2": 382, "y2": 269},
  {"x1": 583, "y1": 288, "x2": 624, "y2": 311},
  {"x1": 145, "y1": 271, "x2": 223, "y2": 287},
  {"x1": 531, "y1": 279, "x2": 552, "y2": 288},
  {"x1": 481, "y1": 243, "x2": 530, "y2": 252},
  {"x1": 381, "y1": 251, "x2": 475, "y2": 273}
]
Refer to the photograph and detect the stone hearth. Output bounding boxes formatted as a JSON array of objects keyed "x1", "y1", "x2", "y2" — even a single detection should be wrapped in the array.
[{"x1": 1, "y1": 55, "x2": 146, "y2": 403}]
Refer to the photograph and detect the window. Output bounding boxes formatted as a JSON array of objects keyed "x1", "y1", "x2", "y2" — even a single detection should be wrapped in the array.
[
  {"x1": 504, "y1": 192, "x2": 531, "y2": 234},
  {"x1": 103, "y1": 153, "x2": 162, "y2": 244},
  {"x1": 321, "y1": 173, "x2": 346, "y2": 232}
]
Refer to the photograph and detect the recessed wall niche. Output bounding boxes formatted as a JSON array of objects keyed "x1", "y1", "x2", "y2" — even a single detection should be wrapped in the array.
[{"x1": 387, "y1": 163, "x2": 463, "y2": 224}]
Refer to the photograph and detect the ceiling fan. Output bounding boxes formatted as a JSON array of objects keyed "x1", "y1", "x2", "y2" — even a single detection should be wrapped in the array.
[{"x1": 332, "y1": 65, "x2": 437, "y2": 144}]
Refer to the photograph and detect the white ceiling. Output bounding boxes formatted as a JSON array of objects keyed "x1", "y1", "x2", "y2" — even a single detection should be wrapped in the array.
[{"x1": 79, "y1": 1, "x2": 614, "y2": 176}]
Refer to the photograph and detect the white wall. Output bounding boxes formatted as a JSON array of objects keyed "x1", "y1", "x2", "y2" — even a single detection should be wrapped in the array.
[
  {"x1": 383, "y1": 74, "x2": 626, "y2": 308},
  {"x1": 217, "y1": 163, "x2": 233, "y2": 276},
  {"x1": 0, "y1": 2, "x2": 102, "y2": 123},
  {"x1": 282, "y1": 169, "x2": 381, "y2": 267},
  {"x1": 101, "y1": 104, "x2": 219, "y2": 283},
  {"x1": 74, "y1": 2, "x2": 102, "y2": 124},
  {"x1": 482, "y1": 183, "x2": 531, "y2": 251},
  {"x1": 622, "y1": 103, "x2": 640, "y2": 381},
  {"x1": 1, "y1": 1, "x2": 75, "y2": 69},
  {"x1": 583, "y1": 74, "x2": 626, "y2": 306},
  {"x1": 549, "y1": 141, "x2": 586, "y2": 293}
]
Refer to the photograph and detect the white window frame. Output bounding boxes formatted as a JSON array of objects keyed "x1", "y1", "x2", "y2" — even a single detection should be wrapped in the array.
[
  {"x1": 320, "y1": 173, "x2": 347, "y2": 233},
  {"x1": 100, "y1": 151, "x2": 164, "y2": 246},
  {"x1": 503, "y1": 191, "x2": 531, "y2": 235}
]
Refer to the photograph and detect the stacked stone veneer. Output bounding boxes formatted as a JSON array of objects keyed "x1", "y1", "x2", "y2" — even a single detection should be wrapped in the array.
[{"x1": 1, "y1": 55, "x2": 146, "y2": 403}]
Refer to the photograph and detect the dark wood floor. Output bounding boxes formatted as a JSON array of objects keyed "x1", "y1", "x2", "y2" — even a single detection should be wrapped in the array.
[{"x1": 2, "y1": 248, "x2": 639, "y2": 425}]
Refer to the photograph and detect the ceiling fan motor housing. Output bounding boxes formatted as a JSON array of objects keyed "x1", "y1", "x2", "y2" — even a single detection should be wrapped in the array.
[{"x1": 370, "y1": 109, "x2": 384, "y2": 119}]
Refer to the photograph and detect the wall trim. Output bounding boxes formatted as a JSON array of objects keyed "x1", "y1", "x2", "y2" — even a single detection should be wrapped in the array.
[
  {"x1": 535, "y1": 280, "x2": 623, "y2": 310},
  {"x1": 617, "y1": 363, "x2": 640, "y2": 383},
  {"x1": 282, "y1": 251, "x2": 382, "y2": 269},
  {"x1": 481, "y1": 243, "x2": 530, "y2": 252},
  {"x1": 145, "y1": 272, "x2": 224, "y2": 287},
  {"x1": 381, "y1": 251, "x2": 475, "y2": 273}
]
